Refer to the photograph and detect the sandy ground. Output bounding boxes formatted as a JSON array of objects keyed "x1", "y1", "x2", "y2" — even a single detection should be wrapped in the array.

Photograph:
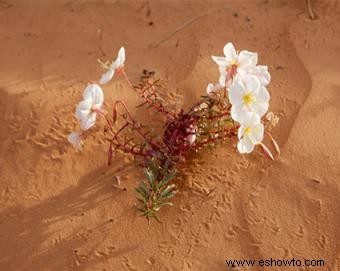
[{"x1": 0, "y1": 0, "x2": 339, "y2": 270}]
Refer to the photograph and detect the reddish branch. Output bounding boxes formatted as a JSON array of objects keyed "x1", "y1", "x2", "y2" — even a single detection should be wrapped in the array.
[
  {"x1": 113, "y1": 100, "x2": 164, "y2": 151},
  {"x1": 95, "y1": 71, "x2": 240, "y2": 166},
  {"x1": 193, "y1": 126, "x2": 238, "y2": 150},
  {"x1": 121, "y1": 70, "x2": 176, "y2": 120}
]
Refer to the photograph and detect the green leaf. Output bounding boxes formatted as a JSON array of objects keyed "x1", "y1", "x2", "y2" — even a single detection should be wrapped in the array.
[
  {"x1": 161, "y1": 191, "x2": 176, "y2": 199},
  {"x1": 144, "y1": 168, "x2": 155, "y2": 191},
  {"x1": 146, "y1": 160, "x2": 160, "y2": 181},
  {"x1": 155, "y1": 201, "x2": 174, "y2": 208},
  {"x1": 135, "y1": 182, "x2": 149, "y2": 199},
  {"x1": 160, "y1": 184, "x2": 176, "y2": 198},
  {"x1": 156, "y1": 170, "x2": 176, "y2": 191},
  {"x1": 162, "y1": 170, "x2": 176, "y2": 184}
]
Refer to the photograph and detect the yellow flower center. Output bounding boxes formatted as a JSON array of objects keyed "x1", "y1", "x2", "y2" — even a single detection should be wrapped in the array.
[
  {"x1": 242, "y1": 93, "x2": 254, "y2": 105},
  {"x1": 230, "y1": 59, "x2": 239, "y2": 67},
  {"x1": 244, "y1": 127, "x2": 252, "y2": 136}
]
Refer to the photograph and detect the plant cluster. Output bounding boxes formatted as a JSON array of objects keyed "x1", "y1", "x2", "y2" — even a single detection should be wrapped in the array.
[{"x1": 68, "y1": 43, "x2": 280, "y2": 221}]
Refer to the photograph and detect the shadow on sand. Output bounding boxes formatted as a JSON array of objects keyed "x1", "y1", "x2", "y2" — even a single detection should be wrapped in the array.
[{"x1": 0, "y1": 164, "x2": 140, "y2": 271}]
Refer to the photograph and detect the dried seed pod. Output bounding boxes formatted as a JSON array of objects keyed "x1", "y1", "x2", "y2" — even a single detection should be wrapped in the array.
[
  {"x1": 259, "y1": 143, "x2": 275, "y2": 161},
  {"x1": 270, "y1": 135, "x2": 280, "y2": 156}
]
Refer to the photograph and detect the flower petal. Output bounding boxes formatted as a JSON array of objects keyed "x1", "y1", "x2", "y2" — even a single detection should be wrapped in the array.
[
  {"x1": 212, "y1": 56, "x2": 229, "y2": 66},
  {"x1": 243, "y1": 74, "x2": 260, "y2": 93},
  {"x1": 186, "y1": 125, "x2": 196, "y2": 145},
  {"x1": 237, "y1": 137, "x2": 255, "y2": 153},
  {"x1": 250, "y1": 123, "x2": 264, "y2": 143},
  {"x1": 229, "y1": 79, "x2": 245, "y2": 105},
  {"x1": 256, "y1": 86, "x2": 270, "y2": 103},
  {"x1": 67, "y1": 131, "x2": 79, "y2": 144},
  {"x1": 238, "y1": 50, "x2": 258, "y2": 69},
  {"x1": 187, "y1": 134, "x2": 196, "y2": 145},
  {"x1": 239, "y1": 111, "x2": 260, "y2": 127},
  {"x1": 251, "y1": 102, "x2": 269, "y2": 117},
  {"x1": 116, "y1": 46, "x2": 125, "y2": 67},
  {"x1": 252, "y1": 65, "x2": 271, "y2": 86},
  {"x1": 83, "y1": 84, "x2": 104, "y2": 107},
  {"x1": 252, "y1": 87, "x2": 269, "y2": 117},
  {"x1": 238, "y1": 125, "x2": 245, "y2": 140},
  {"x1": 67, "y1": 131, "x2": 83, "y2": 151},
  {"x1": 99, "y1": 69, "x2": 115, "y2": 85},
  {"x1": 218, "y1": 73, "x2": 227, "y2": 87},
  {"x1": 223, "y1": 42, "x2": 237, "y2": 62},
  {"x1": 75, "y1": 99, "x2": 92, "y2": 120},
  {"x1": 231, "y1": 103, "x2": 247, "y2": 122},
  {"x1": 80, "y1": 112, "x2": 97, "y2": 131}
]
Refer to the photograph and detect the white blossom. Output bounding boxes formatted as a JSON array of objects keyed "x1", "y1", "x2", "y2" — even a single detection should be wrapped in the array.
[
  {"x1": 186, "y1": 125, "x2": 196, "y2": 145},
  {"x1": 246, "y1": 65, "x2": 271, "y2": 86},
  {"x1": 229, "y1": 75, "x2": 269, "y2": 122},
  {"x1": 67, "y1": 131, "x2": 83, "y2": 151},
  {"x1": 237, "y1": 112, "x2": 264, "y2": 153},
  {"x1": 212, "y1": 42, "x2": 258, "y2": 87},
  {"x1": 99, "y1": 46, "x2": 125, "y2": 84},
  {"x1": 75, "y1": 84, "x2": 104, "y2": 130}
]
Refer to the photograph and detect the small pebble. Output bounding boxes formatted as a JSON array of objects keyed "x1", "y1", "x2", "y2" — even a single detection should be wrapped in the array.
[{"x1": 312, "y1": 178, "x2": 321, "y2": 184}]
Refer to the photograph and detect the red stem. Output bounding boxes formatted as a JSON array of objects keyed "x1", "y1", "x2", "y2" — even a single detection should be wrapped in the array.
[
  {"x1": 121, "y1": 70, "x2": 176, "y2": 120},
  {"x1": 112, "y1": 141, "x2": 149, "y2": 157},
  {"x1": 205, "y1": 109, "x2": 231, "y2": 120},
  {"x1": 93, "y1": 105, "x2": 154, "y2": 158},
  {"x1": 193, "y1": 126, "x2": 238, "y2": 149},
  {"x1": 113, "y1": 100, "x2": 163, "y2": 151}
]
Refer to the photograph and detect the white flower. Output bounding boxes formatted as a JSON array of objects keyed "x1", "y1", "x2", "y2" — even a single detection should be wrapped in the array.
[
  {"x1": 186, "y1": 125, "x2": 196, "y2": 145},
  {"x1": 75, "y1": 84, "x2": 104, "y2": 130},
  {"x1": 67, "y1": 131, "x2": 83, "y2": 151},
  {"x1": 212, "y1": 42, "x2": 258, "y2": 87},
  {"x1": 99, "y1": 46, "x2": 125, "y2": 85},
  {"x1": 206, "y1": 83, "x2": 222, "y2": 94},
  {"x1": 237, "y1": 112, "x2": 264, "y2": 153},
  {"x1": 229, "y1": 74, "x2": 269, "y2": 122},
  {"x1": 246, "y1": 65, "x2": 271, "y2": 86}
]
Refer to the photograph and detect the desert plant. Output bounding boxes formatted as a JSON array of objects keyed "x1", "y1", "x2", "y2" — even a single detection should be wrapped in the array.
[{"x1": 68, "y1": 43, "x2": 280, "y2": 221}]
